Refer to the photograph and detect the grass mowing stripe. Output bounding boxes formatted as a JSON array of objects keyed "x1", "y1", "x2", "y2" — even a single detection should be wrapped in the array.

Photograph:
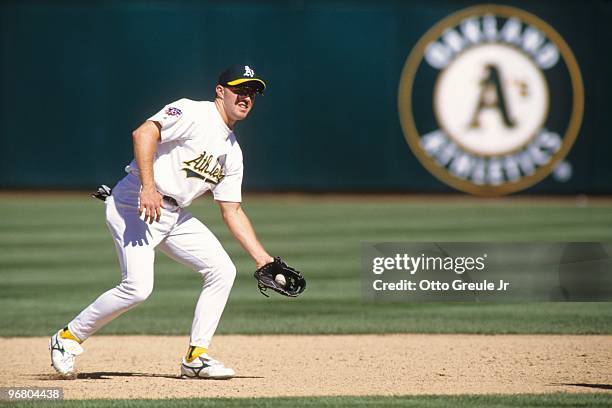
[{"x1": 1, "y1": 195, "x2": 611, "y2": 336}]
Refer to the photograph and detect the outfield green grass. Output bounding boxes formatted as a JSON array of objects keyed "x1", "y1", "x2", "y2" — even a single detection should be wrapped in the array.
[
  {"x1": 0, "y1": 194, "x2": 611, "y2": 336},
  {"x1": 2, "y1": 393, "x2": 611, "y2": 407}
]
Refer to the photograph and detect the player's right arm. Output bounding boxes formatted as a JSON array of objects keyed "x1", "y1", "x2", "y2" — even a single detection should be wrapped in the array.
[{"x1": 132, "y1": 120, "x2": 163, "y2": 224}]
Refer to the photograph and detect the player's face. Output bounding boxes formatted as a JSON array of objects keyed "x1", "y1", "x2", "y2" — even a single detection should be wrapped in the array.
[{"x1": 223, "y1": 86, "x2": 256, "y2": 122}]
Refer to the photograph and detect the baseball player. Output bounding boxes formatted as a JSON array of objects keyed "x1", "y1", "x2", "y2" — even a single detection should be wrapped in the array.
[{"x1": 49, "y1": 64, "x2": 273, "y2": 379}]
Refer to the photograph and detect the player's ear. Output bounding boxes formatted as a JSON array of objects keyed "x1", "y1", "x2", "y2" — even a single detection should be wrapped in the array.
[{"x1": 215, "y1": 84, "x2": 225, "y2": 99}]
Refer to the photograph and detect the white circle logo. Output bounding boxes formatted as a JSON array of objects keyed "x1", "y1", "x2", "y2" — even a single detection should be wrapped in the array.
[{"x1": 398, "y1": 6, "x2": 584, "y2": 195}]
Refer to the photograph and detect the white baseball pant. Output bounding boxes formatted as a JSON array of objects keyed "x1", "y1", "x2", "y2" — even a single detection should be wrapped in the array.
[{"x1": 67, "y1": 173, "x2": 236, "y2": 348}]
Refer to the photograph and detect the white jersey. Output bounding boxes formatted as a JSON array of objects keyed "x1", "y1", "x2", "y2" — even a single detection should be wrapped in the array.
[{"x1": 127, "y1": 99, "x2": 244, "y2": 207}]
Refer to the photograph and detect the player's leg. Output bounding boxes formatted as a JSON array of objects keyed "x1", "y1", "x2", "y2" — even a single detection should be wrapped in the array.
[
  {"x1": 158, "y1": 210, "x2": 237, "y2": 349},
  {"x1": 50, "y1": 187, "x2": 162, "y2": 375},
  {"x1": 48, "y1": 219, "x2": 156, "y2": 378},
  {"x1": 65, "y1": 230, "x2": 156, "y2": 342},
  {"x1": 157, "y1": 210, "x2": 236, "y2": 378},
  {"x1": 66, "y1": 176, "x2": 177, "y2": 341}
]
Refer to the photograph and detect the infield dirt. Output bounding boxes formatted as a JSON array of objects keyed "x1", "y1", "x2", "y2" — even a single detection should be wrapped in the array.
[{"x1": 2, "y1": 334, "x2": 611, "y2": 399}]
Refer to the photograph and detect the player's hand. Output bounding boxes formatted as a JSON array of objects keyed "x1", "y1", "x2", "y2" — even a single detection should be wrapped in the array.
[
  {"x1": 256, "y1": 256, "x2": 274, "y2": 269},
  {"x1": 139, "y1": 186, "x2": 163, "y2": 224}
]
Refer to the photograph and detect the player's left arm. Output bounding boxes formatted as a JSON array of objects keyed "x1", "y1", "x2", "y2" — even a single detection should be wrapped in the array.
[{"x1": 217, "y1": 201, "x2": 273, "y2": 268}]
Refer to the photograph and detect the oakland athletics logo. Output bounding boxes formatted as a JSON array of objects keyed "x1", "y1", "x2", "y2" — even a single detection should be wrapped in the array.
[
  {"x1": 398, "y1": 5, "x2": 584, "y2": 195},
  {"x1": 182, "y1": 151, "x2": 226, "y2": 184}
]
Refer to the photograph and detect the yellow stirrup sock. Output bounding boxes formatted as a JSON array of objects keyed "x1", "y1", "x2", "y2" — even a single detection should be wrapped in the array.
[
  {"x1": 185, "y1": 346, "x2": 207, "y2": 363},
  {"x1": 59, "y1": 327, "x2": 82, "y2": 344}
]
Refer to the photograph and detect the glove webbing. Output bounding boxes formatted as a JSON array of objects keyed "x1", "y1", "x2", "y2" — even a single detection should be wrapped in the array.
[{"x1": 257, "y1": 280, "x2": 271, "y2": 297}]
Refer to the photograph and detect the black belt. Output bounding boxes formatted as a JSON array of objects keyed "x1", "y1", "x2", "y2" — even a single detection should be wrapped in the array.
[{"x1": 163, "y1": 195, "x2": 179, "y2": 207}]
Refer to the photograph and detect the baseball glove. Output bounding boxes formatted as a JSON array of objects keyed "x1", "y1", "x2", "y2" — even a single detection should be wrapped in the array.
[{"x1": 254, "y1": 257, "x2": 306, "y2": 297}]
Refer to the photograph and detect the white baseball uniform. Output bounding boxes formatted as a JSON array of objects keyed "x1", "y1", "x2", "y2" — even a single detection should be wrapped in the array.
[{"x1": 67, "y1": 99, "x2": 243, "y2": 348}]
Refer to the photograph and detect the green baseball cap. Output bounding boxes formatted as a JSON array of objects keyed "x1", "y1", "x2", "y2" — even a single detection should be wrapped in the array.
[{"x1": 218, "y1": 64, "x2": 266, "y2": 94}]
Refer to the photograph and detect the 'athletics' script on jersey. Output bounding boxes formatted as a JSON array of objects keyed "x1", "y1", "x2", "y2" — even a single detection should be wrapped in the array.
[{"x1": 182, "y1": 151, "x2": 226, "y2": 184}]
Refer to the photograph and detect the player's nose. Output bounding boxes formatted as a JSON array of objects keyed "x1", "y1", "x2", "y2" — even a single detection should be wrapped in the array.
[{"x1": 239, "y1": 95, "x2": 252, "y2": 104}]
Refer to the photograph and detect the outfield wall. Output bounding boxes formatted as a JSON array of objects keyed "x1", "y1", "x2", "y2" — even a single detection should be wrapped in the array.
[{"x1": 1, "y1": 0, "x2": 610, "y2": 194}]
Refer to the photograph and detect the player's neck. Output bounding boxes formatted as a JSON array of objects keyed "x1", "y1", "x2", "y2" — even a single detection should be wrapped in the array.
[{"x1": 214, "y1": 99, "x2": 236, "y2": 130}]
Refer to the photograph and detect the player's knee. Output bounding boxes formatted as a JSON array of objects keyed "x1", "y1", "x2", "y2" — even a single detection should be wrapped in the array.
[
  {"x1": 119, "y1": 280, "x2": 154, "y2": 304},
  {"x1": 216, "y1": 258, "x2": 236, "y2": 288},
  {"x1": 224, "y1": 262, "x2": 237, "y2": 285},
  {"x1": 131, "y1": 286, "x2": 153, "y2": 303},
  {"x1": 201, "y1": 257, "x2": 236, "y2": 288}
]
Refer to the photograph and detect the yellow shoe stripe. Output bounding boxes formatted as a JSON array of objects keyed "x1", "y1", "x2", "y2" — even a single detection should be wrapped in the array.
[
  {"x1": 185, "y1": 346, "x2": 207, "y2": 363},
  {"x1": 59, "y1": 327, "x2": 82, "y2": 344}
]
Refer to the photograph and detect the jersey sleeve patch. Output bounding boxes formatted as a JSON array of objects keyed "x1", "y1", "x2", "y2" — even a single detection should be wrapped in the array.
[
  {"x1": 165, "y1": 106, "x2": 182, "y2": 117},
  {"x1": 148, "y1": 99, "x2": 194, "y2": 143}
]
